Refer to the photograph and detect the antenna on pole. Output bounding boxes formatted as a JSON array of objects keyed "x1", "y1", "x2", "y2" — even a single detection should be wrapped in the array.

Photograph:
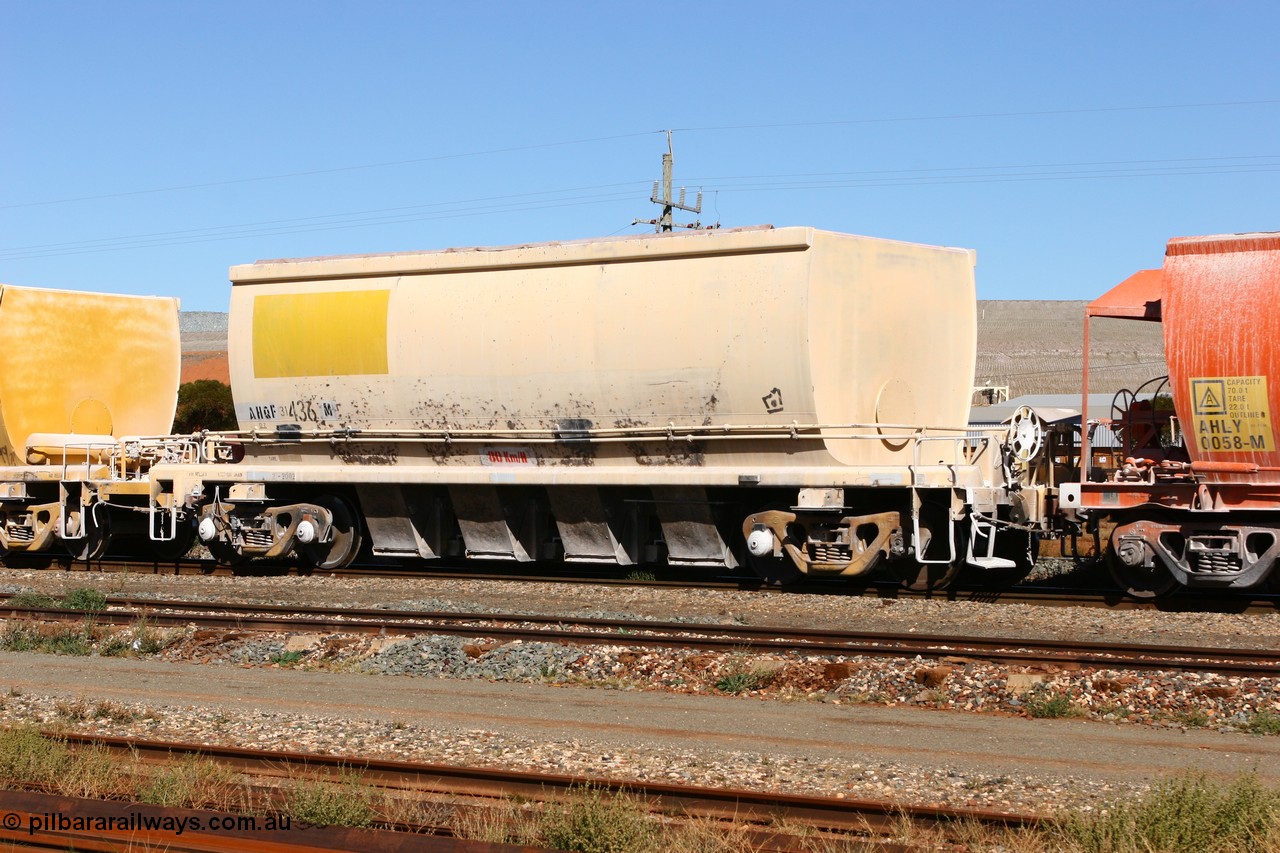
[{"x1": 633, "y1": 131, "x2": 713, "y2": 232}]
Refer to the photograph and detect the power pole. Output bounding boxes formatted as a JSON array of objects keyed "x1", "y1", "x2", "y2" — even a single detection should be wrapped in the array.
[{"x1": 633, "y1": 131, "x2": 709, "y2": 232}]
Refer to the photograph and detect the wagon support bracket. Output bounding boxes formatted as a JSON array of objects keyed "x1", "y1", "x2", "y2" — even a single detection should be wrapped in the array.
[{"x1": 742, "y1": 509, "x2": 903, "y2": 577}]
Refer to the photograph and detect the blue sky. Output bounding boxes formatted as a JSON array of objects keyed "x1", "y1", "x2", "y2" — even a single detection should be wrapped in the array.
[{"x1": 2, "y1": 2, "x2": 1277, "y2": 311}]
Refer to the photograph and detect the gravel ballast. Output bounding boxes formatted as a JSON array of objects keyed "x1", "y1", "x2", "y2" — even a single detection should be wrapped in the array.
[{"x1": 2, "y1": 566, "x2": 1278, "y2": 814}]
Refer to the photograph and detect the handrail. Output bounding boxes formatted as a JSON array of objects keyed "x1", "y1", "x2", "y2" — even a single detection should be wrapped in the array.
[
  {"x1": 208, "y1": 422, "x2": 1005, "y2": 447},
  {"x1": 57, "y1": 442, "x2": 119, "y2": 482}
]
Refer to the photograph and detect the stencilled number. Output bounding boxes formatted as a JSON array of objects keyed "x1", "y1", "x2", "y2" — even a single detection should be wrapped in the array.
[{"x1": 284, "y1": 400, "x2": 338, "y2": 423}]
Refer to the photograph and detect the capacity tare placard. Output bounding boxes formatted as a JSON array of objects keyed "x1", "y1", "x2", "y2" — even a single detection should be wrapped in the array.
[{"x1": 1189, "y1": 376, "x2": 1275, "y2": 453}]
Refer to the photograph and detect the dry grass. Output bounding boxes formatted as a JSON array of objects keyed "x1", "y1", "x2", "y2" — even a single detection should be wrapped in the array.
[
  {"x1": 139, "y1": 754, "x2": 242, "y2": 809},
  {"x1": 0, "y1": 725, "x2": 1277, "y2": 850},
  {"x1": 1050, "y1": 772, "x2": 1280, "y2": 853},
  {"x1": 283, "y1": 769, "x2": 377, "y2": 828},
  {"x1": 450, "y1": 799, "x2": 543, "y2": 845}
]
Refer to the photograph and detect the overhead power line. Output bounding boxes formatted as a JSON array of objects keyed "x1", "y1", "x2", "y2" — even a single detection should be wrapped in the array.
[
  {"x1": 3, "y1": 97, "x2": 1276, "y2": 211},
  {"x1": 2, "y1": 153, "x2": 1274, "y2": 262},
  {"x1": 0, "y1": 192, "x2": 644, "y2": 261},
  {"x1": 683, "y1": 153, "x2": 1280, "y2": 183},
  {"x1": 0, "y1": 131, "x2": 665, "y2": 212},
  {"x1": 672, "y1": 98, "x2": 1280, "y2": 133},
  {"x1": 0, "y1": 181, "x2": 645, "y2": 255}
]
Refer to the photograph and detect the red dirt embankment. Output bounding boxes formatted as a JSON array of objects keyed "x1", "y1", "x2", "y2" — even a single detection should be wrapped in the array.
[{"x1": 180, "y1": 351, "x2": 230, "y2": 384}]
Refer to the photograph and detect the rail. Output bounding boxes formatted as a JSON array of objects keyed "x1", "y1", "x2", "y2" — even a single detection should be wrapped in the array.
[
  {"x1": 50, "y1": 732, "x2": 1042, "y2": 838},
  {"x1": 5, "y1": 594, "x2": 1278, "y2": 675},
  {"x1": 0, "y1": 788, "x2": 515, "y2": 853},
  {"x1": 5, "y1": 554, "x2": 1278, "y2": 612}
]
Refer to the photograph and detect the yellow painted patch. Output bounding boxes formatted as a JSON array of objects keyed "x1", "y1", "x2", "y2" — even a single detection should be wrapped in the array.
[
  {"x1": 1189, "y1": 375, "x2": 1274, "y2": 453},
  {"x1": 253, "y1": 291, "x2": 390, "y2": 378}
]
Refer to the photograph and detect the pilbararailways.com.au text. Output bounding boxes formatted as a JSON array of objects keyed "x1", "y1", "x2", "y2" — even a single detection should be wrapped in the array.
[{"x1": 6, "y1": 811, "x2": 294, "y2": 835}]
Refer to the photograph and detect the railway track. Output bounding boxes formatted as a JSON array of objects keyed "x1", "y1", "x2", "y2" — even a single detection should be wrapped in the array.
[
  {"x1": 0, "y1": 788, "x2": 525, "y2": 853},
  {"x1": 4, "y1": 554, "x2": 1279, "y2": 614},
  {"x1": 4, "y1": 593, "x2": 1278, "y2": 676},
  {"x1": 6, "y1": 731, "x2": 1038, "y2": 853}
]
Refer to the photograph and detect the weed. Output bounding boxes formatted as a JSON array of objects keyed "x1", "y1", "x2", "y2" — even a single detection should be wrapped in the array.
[
  {"x1": 0, "y1": 624, "x2": 40, "y2": 652},
  {"x1": 713, "y1": 654, "x2": 776, "y2": 695},
  {"x1": 1248, "y1": 709, "x2": 1280, "y2": 736},
  {"x1": 1023, "y1": 685, "x2": 1084, "y2": 719},
  {"x1": 714, "y1": 670, "x2": 761, "y2": 694},
  {"x1": 1, "y1": 622, "x2": 95, "y2": 656},
  {"x1": 285, "y1": 770, "x2": 376, "y2": 827},
  {"x1": 1177, "y1": 708, "x2": 1212, "y2": 728},
  {"x1": 131, "y1": 619, "x2": 169, "y2": 655},
  {"x1": 94, "y1": 621, "x2": 168, "y2": 657},
  {"x1": 6, "y1": 590, "x2": 59, "y2": 609},
  {"x1": 653, "y1": 815, "x2": 758, "y2": 852},
  {"x1": 568, "y1": 674, "x2": 631, "y2": 690},
  {"x1": 964, "y1": 775, "x2": 1002, "y2": 790},
  {"x1": 54, "y1": 699, "x2": 92, "y2": 721},
  {"x1": 937, "y1": 819, "x2": 1043, "y2": 853},
  {"x1": 1053, "y1": 771, "x2": 1280, "y2": 853},
  {"x1": 5, "y1": 588, "x2": 107, "y2": 612},
  {"x1": 56, "y1": 744, "x2": 129, "y2": 800},
  {"x1": 377, "y1": 793, "x2": 453, "y2": 831},
  {"x1": 44, "y1": 626, "x2": 94, "y2": 656},
  {"x1": 270, "y1": 650, "x2": 307, "y2": 667},
  {"x1": 624, "y1": 570, "x2": 656, "y2": 582},
  {"x1": 0, "y1": 726, "x2": 73, "y2": 787},
  {"x1": 98, "y1": 632, "x2": 134, "y2": 657},
  {"x1": 8, "y1": 589, "x2": 58, "y2": 607},
  {"x1": 60, "y1": 588, "x2": 107, "y2": 612},
  {"x1": 51, "y1": 697, "x2": 136, "y2": 725},
  {"x1": 451, "y1": 799, "x2": 541, "y2": 844},
  {"x1": 92, "y1": 700, "x2": 139, "y2": 723},
  {"x1": 1095, "y1": 701, "x2": 1125, "y2": 719},
  {"x1": 140, "y1": 755, "x2": 240, "y2": 809},
  {"x1": 540, "y1": 784, "x2": 659, "y2": 853}
]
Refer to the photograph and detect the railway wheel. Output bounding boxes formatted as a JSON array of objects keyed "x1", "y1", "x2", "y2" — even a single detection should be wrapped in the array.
[
  {"x1": 299, "y1": 495, "x2": 363, "y2": 570},
  {"x1": 150, "y1": 514, "x2": 198, "y2": 561},
  {"x1": 890, "y1": 559, "x2": 960, "y2": 592},
  {"x1": 63, "y1": 504, "x2": 111, "y2": 562},
  {"x1": 1105, "y1": 523, "x2": 1178, "y2": 599},
  {"x1": 745, "y1": 551, "x2": 802, "y2": 586},
  {"x1": 1261, "y1": 560, "x2": 1280, "y2": 593},
  {"x1": 207, "y1": 539, "x2": 246, "y2": 567},
  {"x1": 967, "y1": 528, "x2": 1037, "y2": 589}
]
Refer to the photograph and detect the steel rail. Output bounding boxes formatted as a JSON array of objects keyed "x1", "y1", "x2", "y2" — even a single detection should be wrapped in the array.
[
  {"x1": 4, "y1": 555, "x2": 1278, "y2": 615},
  {"x1": 50, "y1": 732, "x2": 1039, "y2": 838},
  {"x1": 0, "y1": 788, "x2": 529, "y2": 852},
  {"x1": 3, "y1": 593, "x2": 1277, "y2": 675}
]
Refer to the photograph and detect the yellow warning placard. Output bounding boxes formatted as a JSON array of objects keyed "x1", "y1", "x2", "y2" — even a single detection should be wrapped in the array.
[{"x1": 1189, "y1": 376, "x2": 1275, "y2": 453}]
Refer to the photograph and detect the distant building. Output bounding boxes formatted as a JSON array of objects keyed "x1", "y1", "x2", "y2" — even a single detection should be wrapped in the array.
[{"x1": 969, "y1": 392, "x2": 1163, "y2": 479}]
